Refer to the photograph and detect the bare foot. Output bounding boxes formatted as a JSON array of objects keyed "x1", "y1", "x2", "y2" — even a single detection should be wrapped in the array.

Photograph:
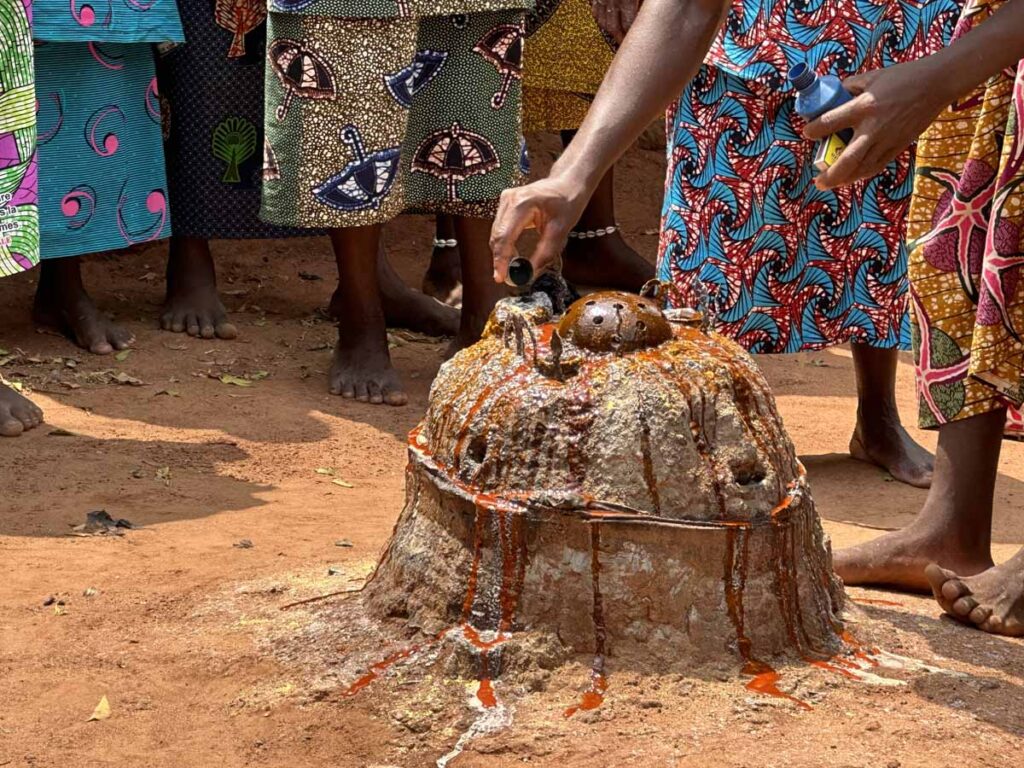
[
  {"x1": 161, "y1": 237, "x2": 238, "y2": 340},
  {"x1": 329, "y1": 335, "x2": 407, "y2": 406},
  {"x1": 0, "y1": 384, "x2": 43, "y2": 437},
  {"x1": 835, "y1": 525, "x2": 993, "y2": 593},
  {"x1": 850, "y1": 422, "x2": 933, "y2": 489},
  {"x1": 377, "y1": 250, "x2": 459, "y2": 337},
  {"x1": 562, "y1": 232, "x2": 655, "y2": 293},
  {"x1": 926, "y1": 555, "x2": 1024, "y2": 636},
  {"x1": 33, "y1": 258, "x2": 134, "y2": 355},
  {"x1": 421, "y1": 242, "x2": 462, "y2": 307}
]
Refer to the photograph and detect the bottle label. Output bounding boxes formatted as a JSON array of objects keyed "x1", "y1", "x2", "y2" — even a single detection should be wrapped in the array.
[{"x1": 813, "y1": 134, "x2": 848, "y2": 172}]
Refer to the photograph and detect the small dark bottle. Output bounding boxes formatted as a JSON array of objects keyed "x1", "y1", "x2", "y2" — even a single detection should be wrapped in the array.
[
  {"x1": 789, "y1": 62, "x2": 855, "y2": 172},
  {"x1": 505, "y1": 257, "x2": 534, "y2": 288}
]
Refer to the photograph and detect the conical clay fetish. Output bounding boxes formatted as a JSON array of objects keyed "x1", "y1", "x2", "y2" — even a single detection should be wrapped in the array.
[{"x1": 364, "y1": 288, "x2": 846, "y2": 706}]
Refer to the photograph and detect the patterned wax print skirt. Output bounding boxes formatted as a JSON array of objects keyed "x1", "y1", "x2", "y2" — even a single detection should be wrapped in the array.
[
  {"x1": 907, "y1": 0, "x2": 1024, "y2": 437},
  {"x1": 35, "y1": 42, "x2": 170, "y2": 259},
  {"x1": 159, "y1": 0, "x2": 311, "y2": 239},
  {"x1": 261, "y1": 10, "x2": 528, "y2": 228},
  {"x1": 0, "y1": 0, "x2": 38, "y2": 277},
  {"x1": 522, "y1": 0, "x2": 612, "y2": 133},
  {"x1": 658, "y1": 66, "x2": 915, "y2": 353}
]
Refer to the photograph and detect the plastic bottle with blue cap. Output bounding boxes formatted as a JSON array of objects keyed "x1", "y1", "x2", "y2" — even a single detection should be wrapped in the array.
[{"x1": 789, "y1": 63, "x2": 855, "y2": 172}]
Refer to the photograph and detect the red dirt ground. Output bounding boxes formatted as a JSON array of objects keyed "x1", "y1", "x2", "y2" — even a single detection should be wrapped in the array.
[{"x1": 1, "y1": 135, "x2": 1022, "y2": 767}]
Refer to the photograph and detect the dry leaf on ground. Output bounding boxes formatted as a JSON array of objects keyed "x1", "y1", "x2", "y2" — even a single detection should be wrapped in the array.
[{"x1": 87, "y1": 696, "x2": 111, "y2": 722}]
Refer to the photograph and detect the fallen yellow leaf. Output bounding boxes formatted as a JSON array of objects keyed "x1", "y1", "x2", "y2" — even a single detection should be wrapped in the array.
[
  {"x1": 219, "y1": 374, "x2": 253, "y2": 387},
  {"x1": 88, "y1": 695, "x2": 111, "y2": 722}
]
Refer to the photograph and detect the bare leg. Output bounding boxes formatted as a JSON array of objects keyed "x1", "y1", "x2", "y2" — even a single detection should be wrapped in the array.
[
  {"x1": 377, "y1": 245, "x2": 459, "y2": 336},
  {"x1": 422, "y1": 214, "x2": 463, "y2": 306},
  {"x1": 926, "y1": 549, "x2": 1024, "y2": 637},
  {"x1": 327, "y1": 225, "x2": 407, "y2": 406},
  {"x1": 32, "y1": 257, "x2": 134, "y2": 355},
  {"x1": 848, "y1": 342, "x2": 934, "y2": 488},
  {"x1": 0, "y1": 383, "x2": 43, "y2": 437},
  {"x1": 835, "y1": 408, "x2": 1001, "y2": 592},
  {"x1": 446, "y1": 216, "x2": 505, "y2": 357},
  {"x1": 559, "y1": 130, "x2": 654, "y2": 292},
  {"x1": 161, "y1": 236, "x2": 238, "y2": 340}
]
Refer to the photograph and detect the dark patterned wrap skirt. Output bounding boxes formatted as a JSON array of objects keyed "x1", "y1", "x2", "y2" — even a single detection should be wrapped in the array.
[
  {"x1": 261, "y1": 11, "x2": 528, "y2": 227},
  {"x1": 160, "y1": 0, "x2": 312, "y2": 239}
]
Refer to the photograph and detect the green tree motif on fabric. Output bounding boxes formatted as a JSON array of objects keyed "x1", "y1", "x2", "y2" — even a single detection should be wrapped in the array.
[
  {"x1": 212, "y1": 117, "x2": 257, "y2": 184},
  {"x1": 0, "y1": 0, "x2": 39, "y2": 276}
]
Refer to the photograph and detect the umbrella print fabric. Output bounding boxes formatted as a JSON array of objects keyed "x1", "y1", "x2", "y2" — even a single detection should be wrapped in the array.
[
  {"x1": 311, "y1": 125, "x2": 400, "y2": 211},
  {"x1": 383, "y1": 50, "x2": 448, "y2": 109},
  {"x1": 268, "y1": 38, "x2": 336, "y2": 120},
  {"x1": 261, "y1": 10, "x2": 526, "y2": 228},
  {"x1": 412, "y1": 122, "x2": 500, "y2": 202},
  {"x1": 473, "y1": 23, "x2": 523, "y2": 109},
  {"x1": 262, "y1": 138, "x2": 281, "y2": 181}
]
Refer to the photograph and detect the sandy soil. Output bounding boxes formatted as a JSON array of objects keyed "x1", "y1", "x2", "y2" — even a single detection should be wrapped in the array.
[{"x1": 1, "y1": 136, "x2": 1022, "y2": 768}]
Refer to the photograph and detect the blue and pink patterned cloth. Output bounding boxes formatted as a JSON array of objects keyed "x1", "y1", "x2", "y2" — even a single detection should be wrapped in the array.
[{"x1": 33, "y1": 0, "x2": 182, "y2": 258}]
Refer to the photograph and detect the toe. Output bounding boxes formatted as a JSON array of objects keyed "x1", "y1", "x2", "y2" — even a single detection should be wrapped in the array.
[
  {"x1": 952, "y1": 596, "x2": 978, "y2": 617},
  {"x1": 11, "y1": 402, "x2": 38, "y2": 430},
  {"x1": 982, "y1": 614, "x2": 1004, "y2": 633},
  {"x1": 199, "y1": 322, "x2": 216, "y2": 340},
  {"x1": 329, "y1": 374, "x2": 355, "y2": 399},
  {"x1": 89, "y1": 337, "x2": 114, "y2": 355},
  {"x1": 215, "y1": 321, "x2": 238, "y2": 340},
  {"x1": 160, "y1": 310, "x2": 174, "y2": 330},
  {"x1": 75, "y1": 320, "x2": 113, "y2": 355},
  {"x1": 385, "y1": 388, "x2": 408, "y2": 407},
  {"x1": 110, "y1": 330, "x2": 134, "y2": 351},
  {"x1": 926, "y1": 563, "x2": 969, "y2": 615},
  {"x1": 941, "y1": 579, "x2": 971, "y2": 603},
  {"x1": 170, "y1": 315, "x2": 186, "y2": 333},
  {"x1": 186, "y1": 314, "x2": 201, "y2": 337},
  {"x1": 367, "y1": 381, "x2": 384, "y2": 405},
  {"x1": 968, "y1": 604, "x2": 992, "y2": 625},
  {"x1": 0, "y1": 409, "x2": 24, "y2": 437},
  {"x1": 354, "y1": 382, "x2": 370, "y2": 403},
  {"x1": 925, "y1": 563, "x2": 956, "y2": 597}
]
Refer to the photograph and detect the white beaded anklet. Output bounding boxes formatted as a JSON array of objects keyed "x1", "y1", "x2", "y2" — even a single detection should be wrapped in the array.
[
  {"x1": 567, "y1": 225, "x2": 619, "y2": 239},
  {"x1": 433, "y1": 238, "x2": 458, "y2": 249}
]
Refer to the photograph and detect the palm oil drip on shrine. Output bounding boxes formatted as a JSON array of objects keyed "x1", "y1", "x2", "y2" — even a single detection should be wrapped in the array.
[{"x1": 356, "y1": 286, "x2": 850, "y2": 713}]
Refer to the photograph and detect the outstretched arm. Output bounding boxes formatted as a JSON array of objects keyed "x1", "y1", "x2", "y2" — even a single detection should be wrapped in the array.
[
  {"x1": 491, "y1": 0, "x2": 731, "y2": 282},
  {"x1": 806, "y1": 0, "x2": 1024, "y2": 190}
]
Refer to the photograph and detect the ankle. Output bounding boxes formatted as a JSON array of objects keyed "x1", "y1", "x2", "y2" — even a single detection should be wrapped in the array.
[
  {"x1": 905, "y1": 508, "x2": 992, "y2": 559},
  {"x1": 855, "y1": 400, "x2": 903, "y2": 435},
  {"x1": 336, "y1": 325, "x2": 389, "y2": 355}
]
